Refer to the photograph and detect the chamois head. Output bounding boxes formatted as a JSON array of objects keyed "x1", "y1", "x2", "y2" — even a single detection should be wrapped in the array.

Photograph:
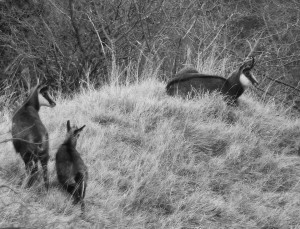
[
  {"x1": 12, "y1": 77, "x2": 55, "y2": 189},
  {"x1": 37, "y1": 85, "x2": 56, "y2": 108},
  {"x1": 238, "y1": 57, "x2": 258, "y2": 88},
  {"x1": 65, "y1": 120, "x2": 86, "y2": 147},
  {"x1": 24, "y1": 77, "x2": 56, "y2": 111}
]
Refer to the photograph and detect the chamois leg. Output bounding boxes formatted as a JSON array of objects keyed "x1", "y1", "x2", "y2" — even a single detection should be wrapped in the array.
[
  {"x1": 65, "y1": 183, "x2": 81, "y2": 204},
  {"x1": 65, "y1": 183, "x2": 85, "y2": 213},
  {"x1": 40, "y1": 154, "x2": 49, "y2": 190},
  {"x1": 231, "y1": 101, "x2": 238, "y2": 106},
  {"x1": 28, "y1": 161, "x2": 38, "y2": 187},
  {"x1": 74, "y1": 173, "x2": 86, "y2": 211},
  {"x1": 73, "y1": 187, "x2": 82, "y2": 205},
  {"x1": 227, "y1": 98, "x2": 238, "y2": 106},
  {"x1": 22, "y1": 154, "x2": 38, "y2": 187},
  {"x1": 82, "y1": 182, "x2": 87, "y2": 199},
  {"x1": 80, "y1": 200, "x2": 85, "y2": 213},
  {"x1": 75, "y1": 173, "x2": 85, "y2": 198},
  {"x1": 74, "y1": 184, "x2": 85, "y2": 212}
]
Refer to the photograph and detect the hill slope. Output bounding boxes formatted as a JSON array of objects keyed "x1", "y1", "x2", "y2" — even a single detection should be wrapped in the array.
[{"x1": 1, "y1": 79, "x2": 300, "y2": 228}]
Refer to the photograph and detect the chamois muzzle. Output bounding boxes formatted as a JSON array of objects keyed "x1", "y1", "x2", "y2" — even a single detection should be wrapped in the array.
[
  {"x1": 43, "y1": 92, "x2": 56, "y2": 107},
  {"x1": 48, "y1": 95, "x2": 56, "y2": 107},
  {"x1": 250, "y1": 73, "x2": 259, "y2": 86},
  {"x1": 39, "y1": 86, "x2": 56, "y2": 107},
  {"x1": 50, "y1": 101, "x2": 56, "y2": 107}
]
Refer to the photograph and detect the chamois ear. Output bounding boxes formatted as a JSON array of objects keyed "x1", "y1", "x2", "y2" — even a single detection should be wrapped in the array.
[
  {"x1": 75, "y1": 125, "x2": 86, "y2": 135},
  {"x1": 76, "y1": 125, "x2": 85, "y2": 132},
  {"x1": 244, "y1": 56, "x2": 255, "y2": 71},
  {"x1": 67, "y1": 120, "x2": 71, "y2": 132}
]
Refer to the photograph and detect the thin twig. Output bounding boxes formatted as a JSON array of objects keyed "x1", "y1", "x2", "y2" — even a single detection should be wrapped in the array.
[
  {"x1": 182, "y1": 17, "x2": 196, "y2": 40},
  {"x1": 254, "y1": 86, "x2": 295, "y2": 109},
  {"x1": 0, "y1": 130, "x2": 10, "y2": 136},
  {"x1": 202, "y1": 13, "x2": 234, "y2": 55},
  {"x1": 0, "y1": 124, "x2": 59, "y2": 145},
  {"x1": 86, "y1": 13, "x2": 107, "y2": 59},
  {"x1": 0, "y1": 135, "x2": 63, "y2": 145},
  {"x1": 0, "y1": 185, "x2": 19, "y2": 194},
  {"x1": 69, "y1": 0, "x2": 86, "y2": 56},
  {"x1": 246, "y1": 31, "x2": 263, "y2": 60},
  {"x1": 0, "y1": 137, "x2": 44, "y2": 144},
  {"x1": 255, "y1": 86, "x2": 275, "y2": 98},
  {"x1": 265, "y1": 75, "x2": 300, "y2": 94}
]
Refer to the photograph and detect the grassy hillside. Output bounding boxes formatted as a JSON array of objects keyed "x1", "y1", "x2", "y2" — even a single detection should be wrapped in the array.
[{"x1": 1, "y1": 78, "x2": 300, "y2": 228}]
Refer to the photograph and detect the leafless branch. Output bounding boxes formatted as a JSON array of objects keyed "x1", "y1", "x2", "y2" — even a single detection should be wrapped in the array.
[
  {"x1": 69, "y1": 0, "x2": 86, "y2": 56},
  {"x1": 86, "y1": 13, "x2": 107, "y2": 60},
  {"x1": 246, "y1": 31, "x2": 263, "y2": 60},
  {"x1": 265, "y1": 75, "x2": 300, "y2": 94},
  {"x1": 0, "y1": 185, "x2": 19, "y2": 194}
]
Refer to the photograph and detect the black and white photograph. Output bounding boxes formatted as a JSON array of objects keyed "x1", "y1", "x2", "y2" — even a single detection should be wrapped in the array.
[{"x1": 1, "y1": 0, "x2": 300, "y2": 228}]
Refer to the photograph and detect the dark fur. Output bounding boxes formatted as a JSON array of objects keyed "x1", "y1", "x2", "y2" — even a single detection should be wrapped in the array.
[
  {"x1": 12, "y1": 84, "x2": 56, "y2": 189},
  {"x1": 166, "y1": 58, "x2": 257, "y2": 104},
  {"x1": 56, "y1": 121, "x2": 88, "y2": 211}
]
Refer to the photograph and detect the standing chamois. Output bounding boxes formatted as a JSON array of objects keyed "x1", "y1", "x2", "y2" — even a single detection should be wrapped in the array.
[
  {"x1": 56, "y1": 120, "x2": 87, "y2": 211},
  {"x1": 12, "y1": 78, "x2": 56, "y2": 189},
  {"x1": 166, "y1": 57, "x2": 258, "y2": 104}
]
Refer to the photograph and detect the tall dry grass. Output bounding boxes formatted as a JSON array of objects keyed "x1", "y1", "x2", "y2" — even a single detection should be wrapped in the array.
[{"x1": 1, "y1": 56, "x2": 300, "y2": 228}]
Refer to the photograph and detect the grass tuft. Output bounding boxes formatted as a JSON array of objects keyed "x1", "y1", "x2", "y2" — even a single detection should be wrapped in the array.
[{"x1": 1, "y1": 78, "x2": 300, "y2": 228}]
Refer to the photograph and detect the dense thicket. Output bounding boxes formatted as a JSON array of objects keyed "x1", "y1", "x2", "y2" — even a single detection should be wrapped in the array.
[{"x1": 1, "y1": 0, "x2": 300, "y2": 105}]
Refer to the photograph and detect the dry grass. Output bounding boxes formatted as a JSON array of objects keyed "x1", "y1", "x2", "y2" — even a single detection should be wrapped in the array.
[{"x1": 1, "y1": 77, "x2": 300, "y2": 228}]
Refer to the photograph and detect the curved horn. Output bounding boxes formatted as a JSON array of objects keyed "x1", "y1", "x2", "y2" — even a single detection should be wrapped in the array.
[
  {"x1": 248, "y1": 56, "x2": 255, "y2": 69},
  {"x1": 239, "y1": 62, "x2": 248, "y2": 73},
  {"x1": 67, "y1": 120, "x2": 71, "y2": 132},
  {"x1": 240, "y1": 57, "x2": 255, "y2": 72}
]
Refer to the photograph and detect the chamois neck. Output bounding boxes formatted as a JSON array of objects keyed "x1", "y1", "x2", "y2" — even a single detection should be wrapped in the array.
[
  {"x1": 227, "y1": 70, "x2": 239, "y2": 82},
  {"x1": 24, "y1": 87, "x2": 40, "y2": 111},
  {"x1": 226, "y1": 70, "x2": 244, "y2": 98},
  {"x1": 63, "y1": 137, "x2": 77, "y2": 148}
]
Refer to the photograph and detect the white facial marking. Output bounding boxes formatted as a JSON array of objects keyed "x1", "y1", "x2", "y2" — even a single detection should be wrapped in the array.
[
  {"x1": 239, "y1": 73, "x2": 252, "y2": 88},
  {"x1": 251, "y1": 74, "x2": 258, "y2": 84},
  {"x1": 38, "y1": 93, "x2": 51, "y2": 107}
]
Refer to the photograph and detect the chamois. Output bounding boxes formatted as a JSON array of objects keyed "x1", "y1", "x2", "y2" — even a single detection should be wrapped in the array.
[
  {"x1": 166, "y1": 57, "x2": 258, "y2": 104},
  {"x1": 56, "y1": 120, "x2": 87, "y2": 211},
  {"x1": 12, "y1": 78, "x2": 56, "y2": 189}
]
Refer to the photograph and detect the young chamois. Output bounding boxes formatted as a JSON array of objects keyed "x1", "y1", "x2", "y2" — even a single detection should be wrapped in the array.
[
  {"x1": 166, "y1": 57, "x2": 258, "y2": 104},
  {"x1": 56, "y1": 120, "x2": 87, "y2": 210},
  {"x1": 12, "y1": 78, "x2": 56, "y2": 189}
]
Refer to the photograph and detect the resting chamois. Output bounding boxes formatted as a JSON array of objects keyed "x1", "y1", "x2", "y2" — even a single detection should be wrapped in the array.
[
  {"x1": 56, "y1": 120, "x2": 87, "y2": 211},
  {"x1": 166, "y1": 57, "x2": 258, "y2": 104},
  {"x1": 12, "y1": 78, "x2": 56, "y2": 189}
]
